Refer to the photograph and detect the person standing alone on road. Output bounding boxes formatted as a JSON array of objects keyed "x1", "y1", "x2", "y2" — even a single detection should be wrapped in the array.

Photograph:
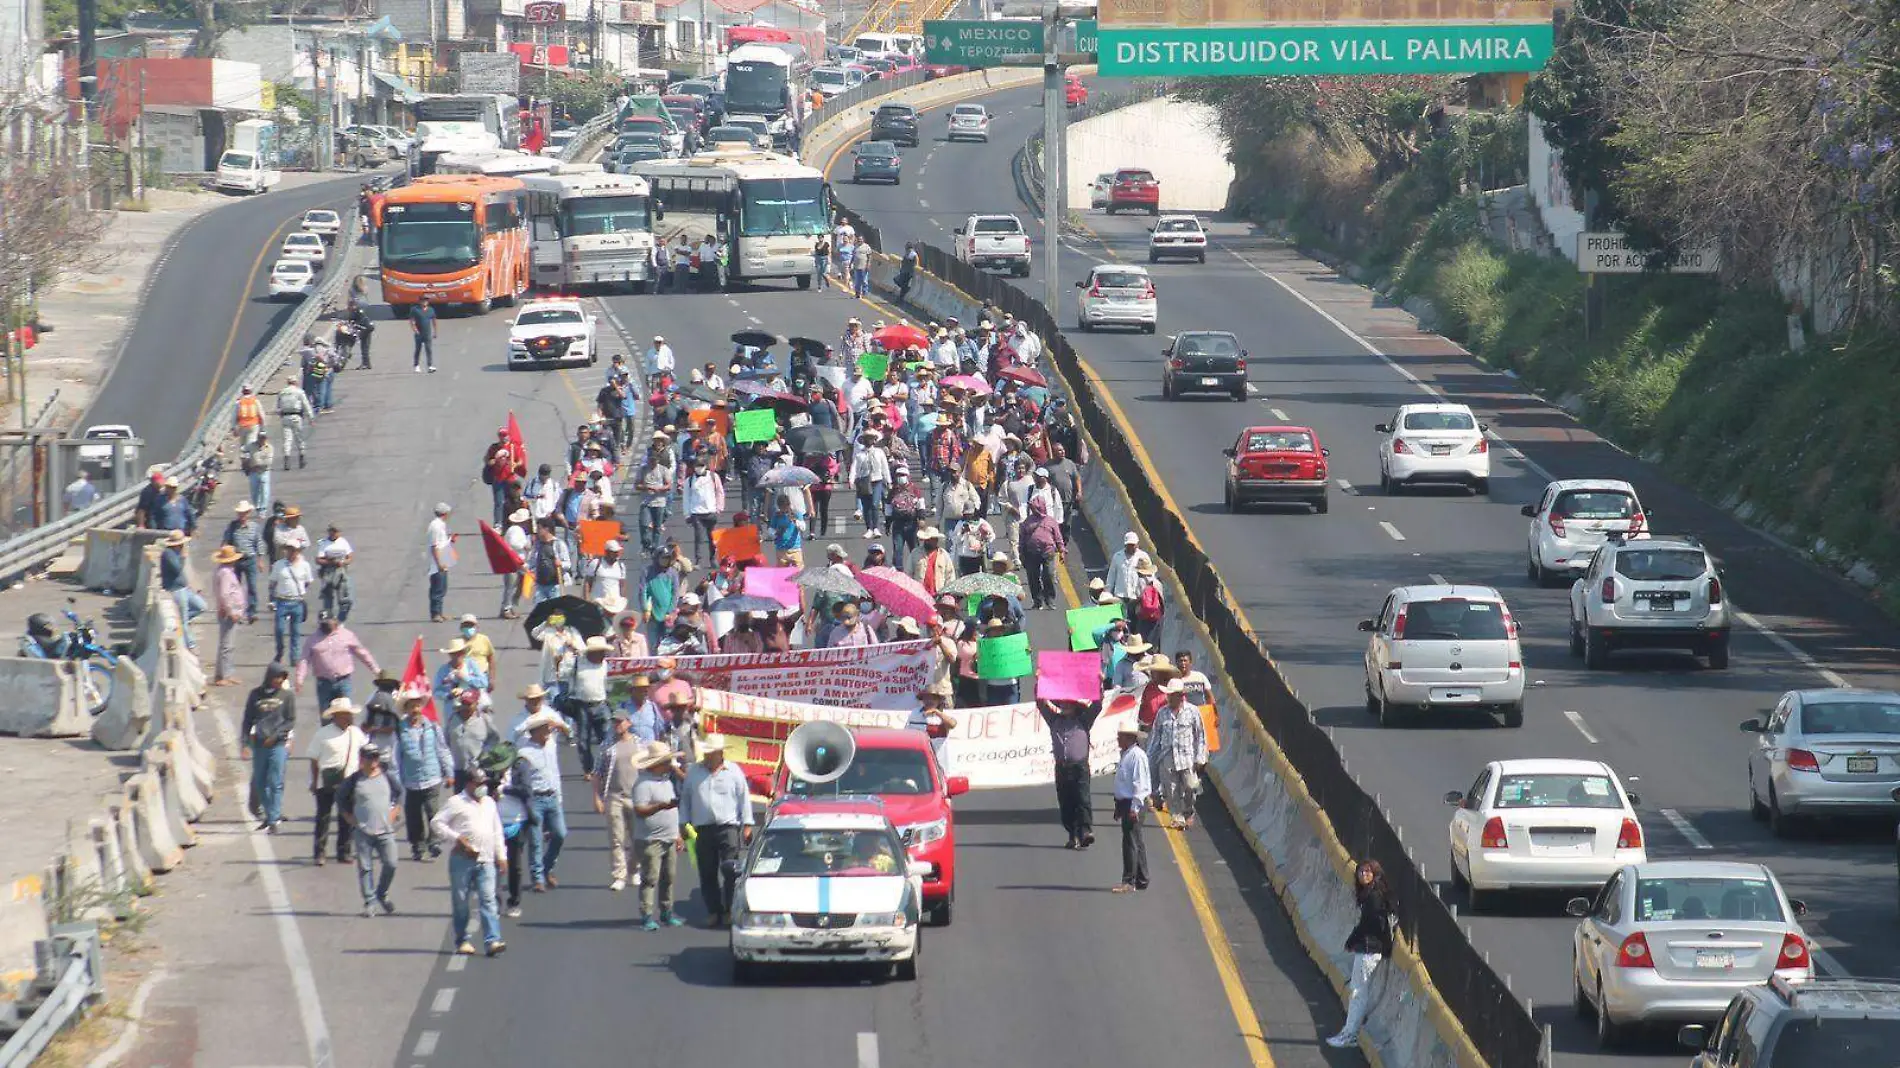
[
  {"x1": 432, "y1": 766, "x2": 508, "y2": 957},
  {"x1": 339, "y1": 743, "x2": 403, "y2": 916},
  {"x1": 1327, "y1": 859, "x2": 1394, "y2": 1049},
  {"x1": 1039, "y1": 697, "x2": 1100, "y2": 849},
  {"x1": 812, "y1": 233, "x2": 831, "y2": 290},
  {"x1": 241, "y1": 663, "x2": 297, "y2": 833},
  {"x1": 411, "y1": 294, "x2": 438, "y2": 373},
  {"x1": 348, "y1": 301, "x2": 375, "y2": 369},
  {"x1": 426, "y1": 502, "x2": 456, "y2": 622},
  {"x1": 1110, "y1": 723, "x2": 1150, "y2": 893}
]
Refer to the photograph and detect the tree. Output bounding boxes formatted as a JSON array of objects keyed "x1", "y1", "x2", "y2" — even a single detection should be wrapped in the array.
[
  {"x1": 1, "y1": 87, "x2": 111, "y2": 326},
  {"x1": 42, "y1": 0, "x2": 265, "y2": 56}
]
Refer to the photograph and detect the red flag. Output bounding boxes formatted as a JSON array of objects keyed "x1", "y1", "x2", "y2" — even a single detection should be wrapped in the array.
[
  {"x1": 479, "y1": 519, "x2": 525, "y2": 575},
  {"x1": 401, "y1": 636, "x2": 438, "y2": 722},
  {"x1": 505, "y1": 410, "x2": 528, "y2": 477}
]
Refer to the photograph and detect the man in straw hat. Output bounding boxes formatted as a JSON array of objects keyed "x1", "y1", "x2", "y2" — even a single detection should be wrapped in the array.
[
  {"x1": 516, "y1": 708, "x2": 569, "y2": 891},
  {"x1": 431, "y1": 765, "x2": 508, "y2": 956},
  {"x1": 396, "y1": 689, "x2": 455, "y2": 861},
  {"x1": 910, "y1": 523, "x2": 954, "y2": 597},
  {"x1": 592, "y1": 709, "x2": 646, "y2": 892},
  {"x1": 305, "y1": 697, "x2": 367, "y2": 865},
  {"x1": 434, "y1": 638, "x2": 490, "y2": 713},
  {"x1": 338, "y1": 743, "x2": 404, "y2": 916},
  {"x1": 158, "y1": 529, "x2": 205, "y2": 650},
  {"x1": 681, "y1": 733, "x2": 752, "y2": 928},
  {"x1": 631, "y1": 741, "x2": 686, "y2": 929},
  {"x1": 268, "y1": 539, "x2": 315, "y2": 667},
  {"x1": 211, "y1": 544, "x2": 248, "y2": 686},
  {"x1": 1111, "y1": 721, "x2": 1152, "y2": 893},
  {"x1": 1149, "y1": 679, "x2": 1209, "y2": 830},
  {"x1": 571, "y1": 635, "x2": 614, "y2": 771},
  {"x1": 221, "y1": 499, "x2": 264, "y2": 618}
]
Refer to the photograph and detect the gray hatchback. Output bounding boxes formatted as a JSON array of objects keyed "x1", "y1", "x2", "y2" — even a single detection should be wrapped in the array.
[{"x1": 1680, "y1": 976, "x2": 1900, "y2": 1066}]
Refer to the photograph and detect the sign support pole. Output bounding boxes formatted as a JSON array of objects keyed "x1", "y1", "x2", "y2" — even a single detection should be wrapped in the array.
[{"x1": 1040, "y1": 1, "x2": 1063, "y2": 316}]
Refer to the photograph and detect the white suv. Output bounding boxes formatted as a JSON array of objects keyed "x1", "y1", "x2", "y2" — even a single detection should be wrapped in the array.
[
  {"x1": 1074, "y1": 264, "x2": 1157, "y2": 333},
  {"x1": 1523, "y1": 479, "x2": 1647, "y2": 586},
  {"x1": 1148, "y1": 214, "x2": 1207, "y2": 263},
  {"x1": 1568, "y1": 534, "x2": 1730, "y2": 669},
  {"x1": 1376, "y1": 403, "x2": 1491, "y2": 495},
  {"x1": 1359, "y1": 584, "x2": 1525, "y2": 728}
]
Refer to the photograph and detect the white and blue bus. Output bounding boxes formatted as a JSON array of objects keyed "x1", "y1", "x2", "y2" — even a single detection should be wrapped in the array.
[{"x1": 631, "y1": 149, "x2": 828, "y2": 288}]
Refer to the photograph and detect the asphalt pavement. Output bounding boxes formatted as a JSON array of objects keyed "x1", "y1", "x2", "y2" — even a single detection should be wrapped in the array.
[
  {"x1": 830, "y1": 81, "x2": 1900, "y2": 1066},
  {"x1": 80, "y1": 173, "x2": 375, "y2": 461}
]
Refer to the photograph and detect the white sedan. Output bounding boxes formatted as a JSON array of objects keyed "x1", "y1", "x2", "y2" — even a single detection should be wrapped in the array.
[
  {"x1": 268, "y1": 258, "x2": 318, "y2": 300},
  {"x1": 1074, "y1": 264, "x2": 1157, "y2": 333},
  {"x1": 1148, "y1": 214, "x2": 1208, "y2": 263},
  {"x1": 1444, "y1": 758, "x2": 1646, "y2": 910},
  {"x1": 507, "y1": 299, "x2": 596, "y2": 369},
  {"x1": 300, "y1": 209, "x2": 343, "y2": 242},
  {"x1": 280, "y1": 231, "x2": 327, "y2": 264},
  {"x1": 1376, "y1": 402, "x2": 1491, "y2": 495}
]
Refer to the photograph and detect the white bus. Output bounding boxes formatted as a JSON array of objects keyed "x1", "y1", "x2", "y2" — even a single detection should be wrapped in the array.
[
  {"x1": 724, "y1": 42, "x2": 812, "y2": 142},
  {"x1": 522, "y1": 169, "x2": 659, "y2": 292},
  {"x1": 631, "y1": 150, "x2": 829, "y2": 288},
  {"x1": 436, "y1": 150, "x2": 562, "y2": 177}
]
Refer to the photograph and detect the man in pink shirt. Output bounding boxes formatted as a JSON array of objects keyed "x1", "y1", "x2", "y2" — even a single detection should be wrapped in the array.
[
  {"x1": 213, "y1": 545, "x2": 249, "y2": 687},
  {"x1": 297, "y1": 611, "x2": 381, "y2": 713}
]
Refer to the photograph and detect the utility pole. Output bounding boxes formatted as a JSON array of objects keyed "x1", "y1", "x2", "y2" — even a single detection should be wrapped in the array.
[
  {"x1": 313, "y1": 39, "x2": 330, "y2": 172},
  {"x1": 1040, "y1": 0, "x2": 1061, "y2": 314}
]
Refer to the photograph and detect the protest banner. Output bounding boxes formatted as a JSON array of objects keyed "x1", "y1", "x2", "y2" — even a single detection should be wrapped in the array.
[
  {"x1": 940, "y1": 689, "x2": 1137, "y2": 788},
  {"x1": 711, "y1": 525, "x2": 764, "y2": 565},
  {"x1": 734, "y1": 408, "x2": 778, "y2": 443},
  {"x1": 607, "y1": 640, "x2": 934, "y2": 709},
  {"x1": 857, "y1": 351, "x2": 890, "y2": 381},
  {"x1": 688, "y1": 408, "x2": 733, "y2": 437},
  {"x1": 1035, "y1": 651, "x2": 1101, "y2": 703},
  {"x1": 977, "y1": 632, "x2": 1031, "y2": 678},
  {"x1": 1065, "y1": 603, "x2": 1124, "y2": 651},
  {"x1": 576, "y1": 518, "x2": 622, "y2": 558},
  {"x1": 743, "y1": 566, "x2": 801, "y2": 609}
]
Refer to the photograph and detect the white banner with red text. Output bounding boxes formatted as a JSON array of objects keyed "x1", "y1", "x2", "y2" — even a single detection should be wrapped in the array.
[{"x1": 607, "y1": 639, "x2": 935, "y2": 709}]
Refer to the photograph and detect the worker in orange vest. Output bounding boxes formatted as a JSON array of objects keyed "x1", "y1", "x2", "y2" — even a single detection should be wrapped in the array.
[{"x1": 235, "y1": 385, "x2": 265, "y2": 446}]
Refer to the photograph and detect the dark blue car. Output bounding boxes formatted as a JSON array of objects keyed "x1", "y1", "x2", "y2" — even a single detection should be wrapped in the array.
[{"x1": 852, "y1": 140, "x2": 902, "y2": 185}]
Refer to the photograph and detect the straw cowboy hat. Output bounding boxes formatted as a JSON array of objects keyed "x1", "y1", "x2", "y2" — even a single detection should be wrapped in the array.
[
  {"x1": 212, "y1": 545, "x2": 242, "y2": 565},
  {"x1": 519, "y1": 683, "x2": 549, "y2": 700},
  {"x1": 695, "y1": 733, "x2": 729, "y2": 759},
  {"x1": 440, "y1": 638, "x2": 469, "y2": 655},
  {"x1": 595, "y1": 593, "x2": 628, "y2": 615},
  {"x1": 522, "y1": 709, "x2": 566, "y2": 733},
  {"x1": 164, "y1": 530, "x2": 188, "y2": 547},
  {"x1": 891, "y1": 616, "x2": 922, "y2": 638},
  {"x1": 1095, "y1": 591, "x2": 1120, "y2": 606},
  {"x1": 1138, "y1": 655, "x2": 1182, "y2": 680},
  {"x1": 917, "y1": 525, "x2": 944, "y2": 541},
  {"x1": 1120, "y1": 635, "x2": 1153, "y2": 656},
  {"x1": 583, "y1": 635, "x2": 612, "y2": 654},
  {"x1": 633, "y1": 741, "x2": 676, "y2": 770}
]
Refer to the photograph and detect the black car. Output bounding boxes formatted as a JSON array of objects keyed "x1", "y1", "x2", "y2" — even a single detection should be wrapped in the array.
[
  {"x1": 1161, "y1": 330, "x2": 1249, "y2": 400},
  {"x1": 852, "y1": 140, "x2": 902, "y2": 184},
  {"x1": 870, "y1": 104, "x2": 919, "y2": 147}
]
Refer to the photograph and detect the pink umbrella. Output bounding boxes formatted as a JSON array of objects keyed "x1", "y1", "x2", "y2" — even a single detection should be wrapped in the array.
[
  {"x1": 941, "y1": 374, "x2": 993, "y2": 396},
  {"x1": 856, "y1": 566, "x2": 937, "y2": 626}
]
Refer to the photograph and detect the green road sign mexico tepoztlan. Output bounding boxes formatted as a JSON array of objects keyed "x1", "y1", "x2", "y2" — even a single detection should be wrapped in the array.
[
  {"x1": 1097, "y1": 22, "x2": 1553, "y2": 77},
  {"x1": 924, "y1": 19, "x2": 1098, "y2": 66}
]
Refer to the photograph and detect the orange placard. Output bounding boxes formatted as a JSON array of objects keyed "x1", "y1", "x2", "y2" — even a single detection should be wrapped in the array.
[
  {"x1": 711, "y1": 525, "x2": 763, "y2": 564},
  {"x1": 687, "y1": 408, "x2": 733, "y2": 437},
  {"x1": 576, "y1": 518, "x2": 623, "y2": 558},
  {"x1": 1200, "y1": 702, "x2": 1221, "y2": 753}
]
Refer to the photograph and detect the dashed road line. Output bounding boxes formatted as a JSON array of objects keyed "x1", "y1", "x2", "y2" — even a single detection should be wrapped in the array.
[
  {"x1": 1268, "y1": 407, "x2": 1288, "y2": 420},
  {"x1": 1378, "y1": 521, "x2": 1406, "y2": 542},
  {"x1": 1731, "y1": 609, "x2": 1849, "y2": 688},
  {"x1": 430, "y1": 988, "x2": 456, "y2": 1014},
  {"x1": 1335, "y1": 478, "x2": 1354, "y2": 493},
  {"x1": 1563, "y1": 710, "x2": 1600, "y2": 744},
  {"x1": 445, "y1": 956, "x2": 468, "y2": 973},
  {"x1": 413, "y1": 1031, "x2": 439, "y2": 1058},
  {"x1": 856, "y1": 1031, "x2": 880, "y2": 1068},
  {"x1": 1659, "y1": 808, "x2": 1714, "y2": 850},
  {"x1": 918, "y1": 198, "x2": 930, "y2": 208},
  {"x1": 1427, "y1": 572, "x2": 1447, "y2": 585}
]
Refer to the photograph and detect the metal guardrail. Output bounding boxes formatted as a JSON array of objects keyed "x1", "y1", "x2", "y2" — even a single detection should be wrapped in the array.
[
  {"x1": 559, "y1": 112, "x2": 616, "y2": 164},
  {"x1": 802, "y1": 69, "x2": 930, "y2": 153},
  {"x1": 0, "y1": 924, "x2": 103, "y2": 1066},
  {"x1": 0, "y1": 215, "x2": 364, "y2": 585}
]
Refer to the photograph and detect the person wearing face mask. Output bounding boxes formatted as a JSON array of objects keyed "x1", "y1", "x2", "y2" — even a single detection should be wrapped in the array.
[
  {"x1": 432, "y1": 766, "x2": 508, "y2": 956},
  {"x1": 456, "y1": 614, "x2": 498, "y2": 691},
  {"x1": 295, "y1": 610, "x2": 380, "y2": 711},
  {"x1": 434, "y1": 639, "x2": 491, "y2": 714}
]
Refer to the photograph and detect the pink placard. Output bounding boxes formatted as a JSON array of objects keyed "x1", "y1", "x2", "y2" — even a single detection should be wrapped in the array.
[
  {"x1": 1036, "y1": 651, "x2": 1103, "y2": 703},
  {"x1": 744, "y1": 566, "x2": 802, "y2": 610}
]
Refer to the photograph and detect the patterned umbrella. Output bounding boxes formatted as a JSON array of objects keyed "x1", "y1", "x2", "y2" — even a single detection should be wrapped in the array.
[
  {"x1": 939, "y1": 571, "x2": 1024, "y2": 599},
  {"x1": 857, "y1": 566, "x2": 935, "y2": 624},
  {"x1": 758, "y1": 466, "x2": 821, "y2": 488},
  {"x1": 941, "y1": 374, "x2": 993, "y2": 395},
  {"x1": 793, "y1": 565, "x2": 868, "y2": 598}
]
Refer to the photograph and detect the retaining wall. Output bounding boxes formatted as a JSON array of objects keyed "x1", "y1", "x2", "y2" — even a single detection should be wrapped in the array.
[{"x1": 1064, "y1": 96, "x2": 1234, "y2": 213}]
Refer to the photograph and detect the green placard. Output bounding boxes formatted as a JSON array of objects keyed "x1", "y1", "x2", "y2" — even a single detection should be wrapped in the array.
[
  {"x1": 857, "y1": 351, "x2": 890, "y2": 382},
  {"x1": 923, "y1": 19, "x2": 1096, "y2": 66},
  {"x1": 1097, "y1": 22, "x2": 1553, "y2": 77},
  {"x1": 1065, "y1": 603, "x2": 1125, "y2": 652},
  {"x1": 977, "y1": 632, "x2": 1032, "y2": 679},
  {"x1": 733, "y1": 408, "x2": 778, "y2": 444}
]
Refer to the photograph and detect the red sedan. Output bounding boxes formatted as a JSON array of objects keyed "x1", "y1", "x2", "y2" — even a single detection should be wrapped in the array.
[
  {"x1": 1107, "y1": 167, "x2": 1160, "y2": 215},
  {"x1": 1223, "y1": 424, "x2": 1332, "y2": 513},
  {"x1": 1065, "y1": 73, "x2": 1088, "y2": 106}
]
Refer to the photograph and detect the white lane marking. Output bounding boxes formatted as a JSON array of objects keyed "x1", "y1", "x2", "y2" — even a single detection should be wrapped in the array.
[
  {"x1": 1563, "y1": 710, "x2": 1600, "y2": 744},
  {"x1": 918, "y1": 198, "x2": 930, "y2": 208},
  {"x1": 1269, "y1": 407, "x2": 1289, "y2": 420},
  {"x1": 84, "y1": 966, "x2": 169, "y2": 1068},
  {"x1": 1218, "y1": 242, "x2": 1859, "y2": 691},
  {"x1": 1812, "y1": 946, "x2": 1846, "y2": 977},
  {"x1": 1731, "y1": 609, "x2": 1849, "y2": 688},
  {"x1": 1659, "y1": 808, "x2": 1715, "y2": 850},
  {"x1": 745, "y1": 314, "x2": 763, "y2": 325},
  {"x1": 445, "y1": 956, "x2": 468, "y2": 973},
  {"x1": 726, "y1": 297, "x2": 740, "y2": 306},
  {"x1": 1427, "y1": 572, "x2": 1447, "y2": 586},
  {"x1": 413, "y1": 1031, "x2": 439, "y2": 1058},
  {"x1": 1335, "y1": 478, "x2": 1354, "y2": 493},
  {"x1": 857, "y1": 1032, "x2": 880, "y2": 1068},
  {"x1": 1379, "y1": 521, "x2": 1406, "y2": 542},
  {"x1": 1245, "y1": 383, "x2": 1260, "y2": 395},
  {"x1": 933, "y1": 220, "x2": 945, "y2": 230},
  {"x1": 430, "y1": 988, "x2": 456, "y2": 1014}
]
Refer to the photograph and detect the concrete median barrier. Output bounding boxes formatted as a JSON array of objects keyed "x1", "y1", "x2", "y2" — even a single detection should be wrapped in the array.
[
  {"x1": 147, "y1": 737, "x2": 200, "y2": 850},
  {"x1": 0, "y1": 658, "x2": 87, "y2": 738},
  {"x1": 112, "y1": 797, "x2": 152, "y2": 895},
  {"x1": 130, "y1": 770, "x2": 184, "y2": 873},
  {"x1": 0, "y1": 876, "x2": 50, "y2": 991},
  {"x1": 79, "y1": 528, "x2": 169, "y2": 594},
  {"x1": 91, "y1": 656, "x2": 152, "y2": 750}
]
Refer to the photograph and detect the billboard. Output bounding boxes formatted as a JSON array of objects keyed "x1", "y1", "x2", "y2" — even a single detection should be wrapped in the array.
[{"x1": 459, "y1": 51, "x2": 521, "y2": 94}]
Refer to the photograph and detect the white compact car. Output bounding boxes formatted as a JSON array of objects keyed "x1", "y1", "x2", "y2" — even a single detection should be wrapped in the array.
[
  {"x1": 1148, "y1": 214, "x2": 1208, "y2": 263},
  {"x1": 1360, "y1": 584, "x2": 1524, "y2": 727},
  {"x1": 947, "y1": 103, "x2": 991, "y2": 142},
  {"x1": 300, "y1": 209, "x2": 343, "y2": 242},
  {"x1": 1568, "y1": 534, "x2": 1731, "y2": 669},
  {"x1": 1376, "y1": 403, "x2": 1491, "y2": 494},
  {"x1": 507, "y1": 299, "x2": 596, "y2": 369},
  {"x1": 730, "y1": 799, "x2": 926, "y2": 983},
  {"x1": 1524, "y1": 479, "x2": 1647, "y2": 586},
  {"x1": 1074, "y1": 263, "x2": 1157, "y2": 333},
  {"x1": 267, "y1": 258, "x2": 319, "y2": 300},
  {"x1": 280, "y1": 231, "x2": 327, "y2": 264},
  {"x1": 1445, "y1": 758, "x2": 1646, "y2": 911},
  {"x1": 1570, "y1": 861, "x2": 1813, "y2": 1049},
  {"x1": 1090, "y1": 172, "x2": 1114, "y2": 209}
]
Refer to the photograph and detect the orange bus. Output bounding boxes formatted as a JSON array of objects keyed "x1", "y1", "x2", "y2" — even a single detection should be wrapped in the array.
[{"x1": 379, "y1": 175, "x2": 530, "y2": 314}]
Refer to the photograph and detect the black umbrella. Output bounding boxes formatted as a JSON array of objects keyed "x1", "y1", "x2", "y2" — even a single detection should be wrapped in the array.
[
  {"x1": 522, "y1": 595, "x2": 612, "y2": 650},
  {"x1": 787, "y1": 336, "x2": 830, "y2": 361},
  {"x1": 708, "y1": 593, "x2": 789, "y2": 613},
  {"x1": 731, "y1": 330, "x2": 786, "y2": 350},
  {"x1": 786, "y1": 424, "x2": 846, "y2": 456},
  {"x1": 676, "y1": 382, "x2": 722, "y2": 404}
]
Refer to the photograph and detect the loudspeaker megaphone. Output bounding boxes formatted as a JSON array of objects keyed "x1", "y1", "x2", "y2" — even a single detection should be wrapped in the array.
[{"x1": 784, "y1": 721, "x2": 856, "y2": 787}]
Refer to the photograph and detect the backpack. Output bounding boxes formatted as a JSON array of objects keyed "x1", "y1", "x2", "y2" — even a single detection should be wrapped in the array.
[
  {"x1": 532, "y1": 544, "x2": 561, "y2": 587},
  {"x1": 1137, "y1": 581, "x2": 1163, "y2": 623}
]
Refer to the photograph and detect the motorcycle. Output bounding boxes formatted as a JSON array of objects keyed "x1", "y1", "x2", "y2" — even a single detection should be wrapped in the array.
[
  {"x1": 186, "y1": 453, "x2": 221, "y2": 515},
  {"x1": 19, "y1": 602, "x2": 123, "y2": 714}
]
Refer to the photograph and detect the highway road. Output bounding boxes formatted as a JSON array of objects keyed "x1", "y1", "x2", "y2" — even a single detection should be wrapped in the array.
[
  {"x1": 81, "y1": 173, "x2": 373, "y2": 462},
  {"x1": 830, "y1": 81, "x2": 1900, "y2": 1064},
  {"x1": 150, "y1": 264, "x2": 1356, "y2": 1066}
]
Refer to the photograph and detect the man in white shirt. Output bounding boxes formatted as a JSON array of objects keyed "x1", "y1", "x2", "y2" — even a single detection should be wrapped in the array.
[
  {"x1": 426, "y1": 502, "x2": 455, "y2": 622},
  {"x1": 431, "y1": 766, "x2": 508, "y2": 956},
  {"x1": 646, "y1": 335, "x2": 675, "y2": 385},
  {"x1": 524, "y1": 464, "x2": 561, "y2": 522},
  {"x1": 1112, "y1": 723, "x2": 1151, "y2": 892},
  {"x1": 64, "y1": 471, "x2": 100, "y2": 512},
  {"x1": 1103, "y1": 531, "x2": 1151, "y2": 620},
  {"x1": 305, "y1": 697, "x2": 366, "y2": 865},
  {"x1": 269, "y1": 543, "x2": 315, "y2": 667},
  {"x1": 586, "y1": 539, "x2": 629, "y2": 613},
  {"x1": 500, "y1": 508, "x2": 533, "y2": 619},
  {"x1": 314, "y1": 523, "x2": 355, "y2": 622},
  {"x1": 696, "y1": 235, "x2": 720, "y2": 291},
  {"x1": 832, "y1": 220, "x2": 855, "y2": 277}
]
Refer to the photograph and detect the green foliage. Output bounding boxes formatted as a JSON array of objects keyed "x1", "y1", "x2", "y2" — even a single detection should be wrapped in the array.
[
  {"x1": 545, "y1": 73, "x2": 619, "y2": 126},
  {"x1": 271, "y1": 81, "x2": 314, "y2": 125}
]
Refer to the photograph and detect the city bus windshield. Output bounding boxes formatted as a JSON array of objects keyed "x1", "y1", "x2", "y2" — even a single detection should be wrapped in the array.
[
  {"x1": 739, "y1": 177, "x2": 826, "y2": 237},
  {"x1": 727, "y1": 61, "x2": 790, "y2": 113},
  {"x1": 380, "y1": 202, "x2": 481, "y2": 272},
  {"x1": 561, "y1": 194, "x2": 651, "y2": 236}
]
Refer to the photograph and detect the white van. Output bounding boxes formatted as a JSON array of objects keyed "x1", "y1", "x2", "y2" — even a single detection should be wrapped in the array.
[
  {"x1": 852, "y1": 32, "x2": 904, "y2": 60},
  {"x1": 215, "y1": 149, "x2": 280, "y2": 195}
]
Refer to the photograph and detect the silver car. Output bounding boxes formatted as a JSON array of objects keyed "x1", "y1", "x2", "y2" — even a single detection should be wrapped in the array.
[
  {"x1": 1744, "y1": 688, "x2": 1900, "y2": 836},
  {"x1": 1568, "y1": 533, "x2": 1731, "y2": 669},
  {"x1": 1569, "y1": 860, "x2": 1813, "y2": 1049}
]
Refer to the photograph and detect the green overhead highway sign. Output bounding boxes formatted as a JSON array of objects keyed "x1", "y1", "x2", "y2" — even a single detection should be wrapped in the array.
[
  {"x1": 1097, "y1": 22, "x2": 1553, "y2": 77},
  {"x1": 923, "y1": 19, "x2": 1097, "y2": 67}
]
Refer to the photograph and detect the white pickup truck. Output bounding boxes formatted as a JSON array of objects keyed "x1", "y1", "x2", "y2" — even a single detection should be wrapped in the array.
[{"x1": 955, "y1": 214, "x2": 1032, "y2": 277}]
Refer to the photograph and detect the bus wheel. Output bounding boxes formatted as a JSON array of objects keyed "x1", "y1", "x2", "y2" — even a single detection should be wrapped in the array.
[
  {"x1": 391, "y1": 304, "x2": 412, "y2": 319},
  {"x1": 474, "y1": 296, "x2": 492, "y2": 314},
  {"x1": 796, "y1": 274, "x2": 812, "y2": 290}
]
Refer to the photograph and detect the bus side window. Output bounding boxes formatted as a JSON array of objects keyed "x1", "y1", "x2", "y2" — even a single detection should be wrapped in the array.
[{"x1": 532, "y1": 216, "x2": 560, "y2": 241}]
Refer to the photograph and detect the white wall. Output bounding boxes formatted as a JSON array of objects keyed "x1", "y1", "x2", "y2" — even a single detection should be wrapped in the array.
[
  {"x1": 1064, "y1": 97, "x2": 1233, "y2": 213},
  {"x1": 1527, "y1": 116, "x2": 1585, "y2": 264}
]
